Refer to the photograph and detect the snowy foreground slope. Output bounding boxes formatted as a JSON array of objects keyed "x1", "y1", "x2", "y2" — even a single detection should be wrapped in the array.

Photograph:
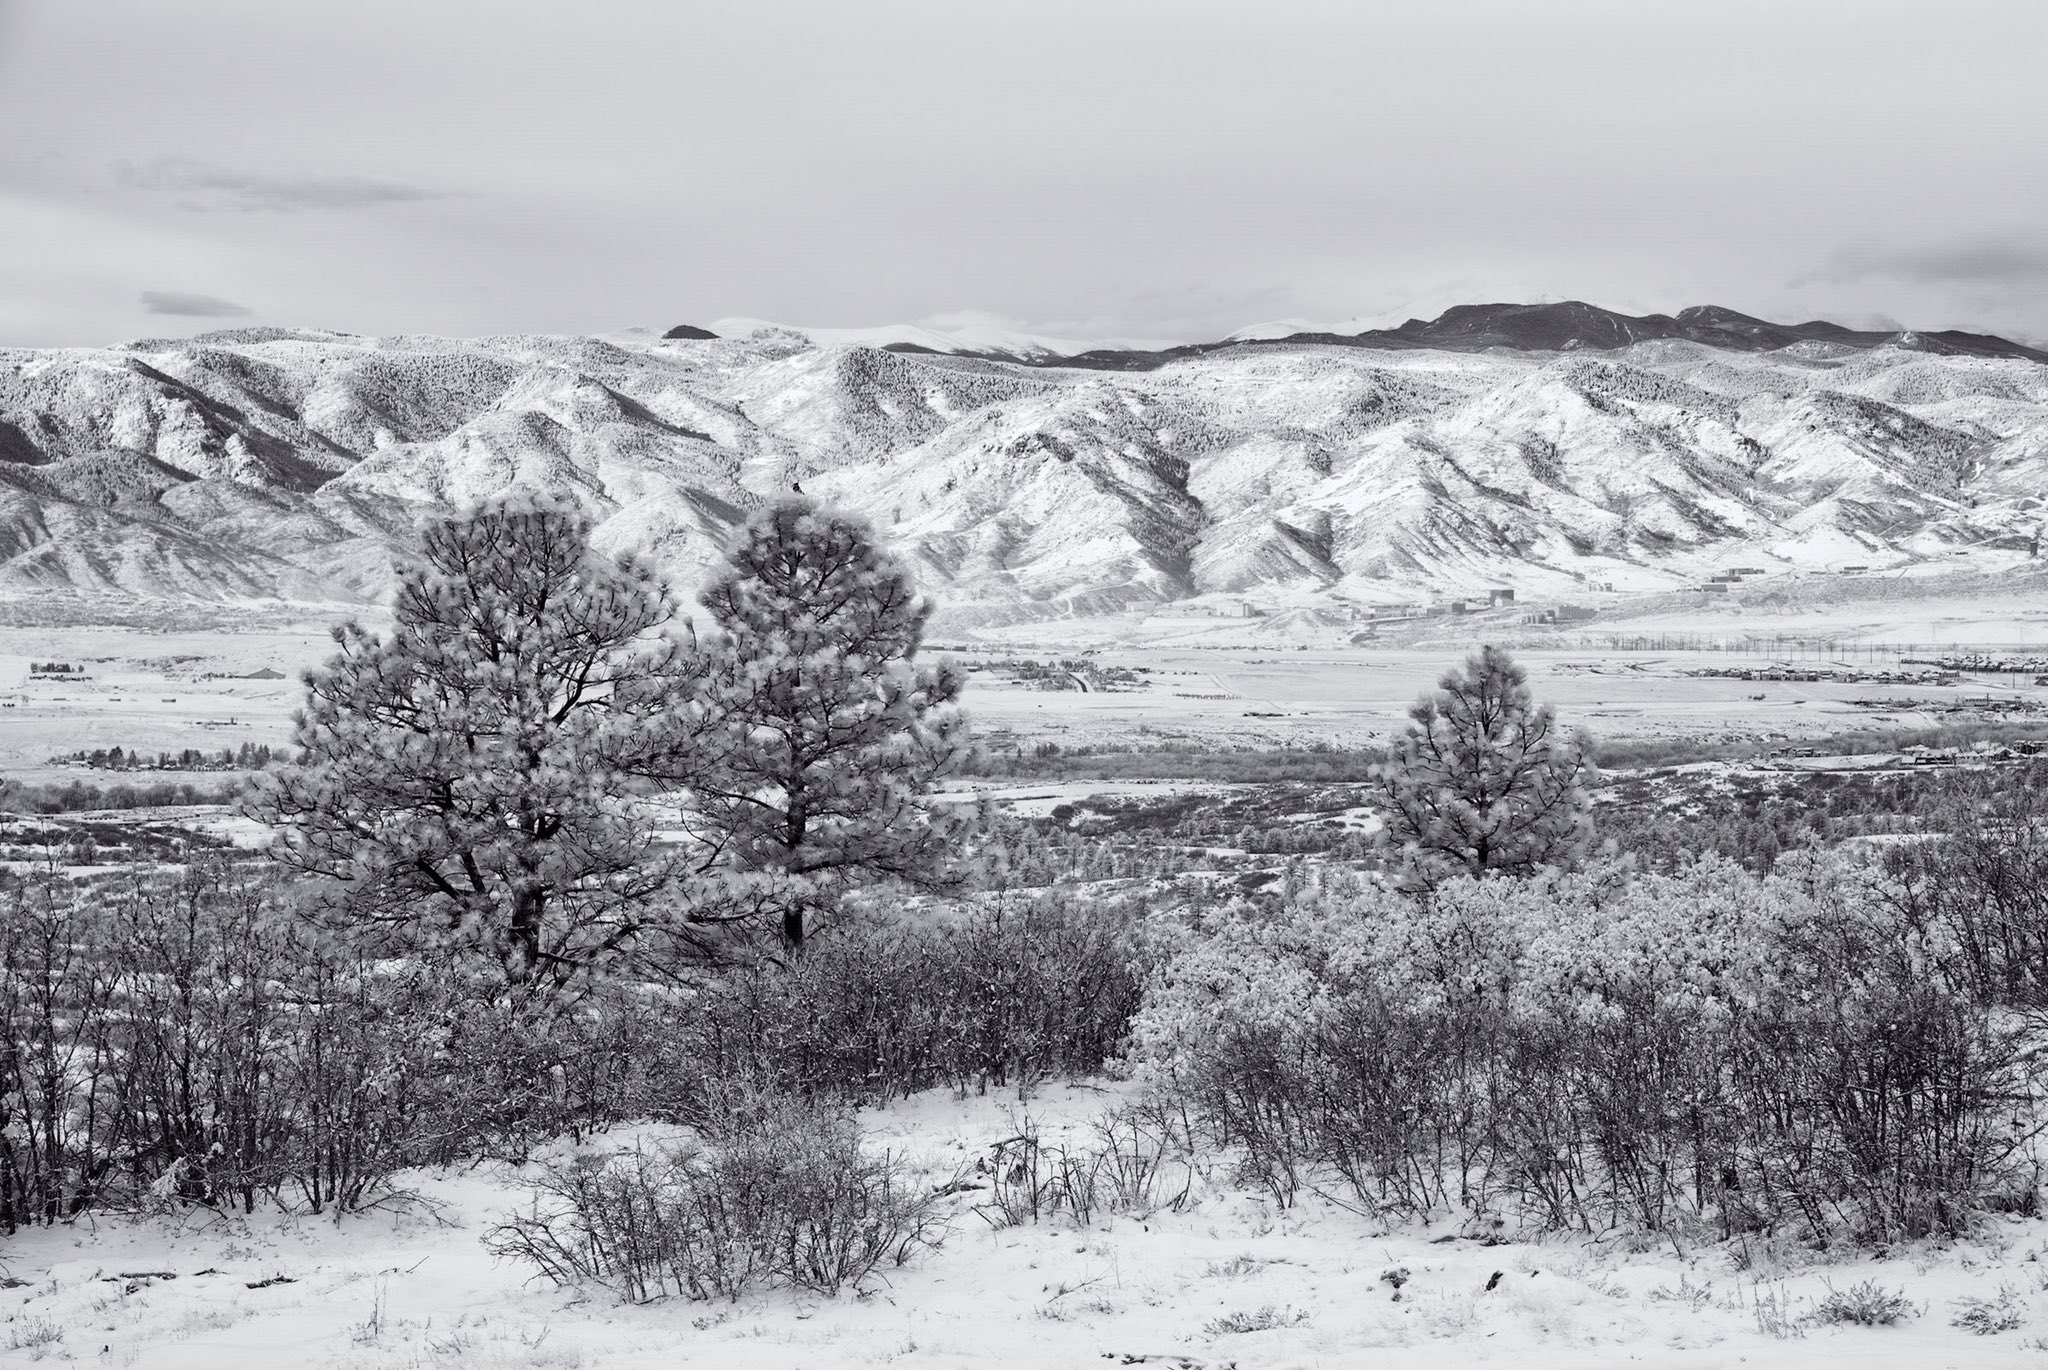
[
  {"x1": 2, "y1": 305, "x2": 2047, "y2": 617},
  {"x1": 3, "y1": 1085, "x2": 2044, "y2": 1369}
]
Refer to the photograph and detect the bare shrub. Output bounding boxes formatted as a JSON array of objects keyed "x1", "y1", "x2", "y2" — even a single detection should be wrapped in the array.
[
  {"x1": 972, "y1": 1105, "x2": 1195, "y2": 1229},
  {"x1": 1086, "y1": 1103, "x2": 1198, "y2": 1216},
  {"x1": 1950, "y1": 1283, "x2": 2027, "y2": 1335},
  {"x1": 0, "y1": 860, "x2": 654, "y2": 1228},
  {"x1": 490, "y1": 1093, "x2": 942, "y2": 1301},
  {"x1": 1748, "y1": 1281, "x2": 1807, "y2": 1340},
  {"x1": 659, "y1": 889, "x2": 1146, "y2": 1112},
  {"x1": 973, "y1": 1118, "x2": 1094, "y2": 1229},
  {"x1": 489, "y1": 1143, "x2": 762, "y2": 1303},
  {"x1": 1810, "y1": 1279, "x2": 1917, "y2": 1327},
  {"x1": 1882, "y1": 768, "x2": 2048, "y2": 1006},
  {"x1": 1203, "y1": 1305, "x2": 1310, "y2": 1336}
]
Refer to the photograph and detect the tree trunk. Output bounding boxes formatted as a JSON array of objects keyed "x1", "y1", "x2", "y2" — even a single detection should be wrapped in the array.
[{"x1": 509, "y1": 887, "x2": 544, "y2": 982}]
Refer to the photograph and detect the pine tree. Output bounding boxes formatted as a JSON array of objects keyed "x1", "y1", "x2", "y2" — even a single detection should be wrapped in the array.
[
  {"x1": 250, "y1": 491, "x2": 694, "y2": 991},
  {"x1": 661, "y1": 496, "x2": 968, "y2": 947},
  {"x1": 1371, "y1": 645, "x2": 1591, "y2": 889}
]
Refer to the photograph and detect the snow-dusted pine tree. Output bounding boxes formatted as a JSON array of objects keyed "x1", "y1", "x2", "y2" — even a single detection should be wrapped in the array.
[
  {"x1": 250, "y1": 491, "x2": 693, "y2": 991},
  {"x1": 667, "y1": 496, "x2": 968, "y2": 948},
  {"x1": 1371, "y1": 645, "x2": 1591, "y2": 890}
]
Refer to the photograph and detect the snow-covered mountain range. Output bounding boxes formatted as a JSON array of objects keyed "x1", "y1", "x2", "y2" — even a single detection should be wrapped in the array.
[{"x1": 4, "y1": 303, "x2": 2046, "y2": 620}]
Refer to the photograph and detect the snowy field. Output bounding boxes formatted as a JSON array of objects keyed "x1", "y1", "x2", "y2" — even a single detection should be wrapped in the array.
[
  {"x1": 955, "y1": 646, "x2": 2048, "y2": 750},
  {"x1": 8, "y1": 605, "x2": 2048, "y2": 776},
  {"x1": 5, "y1": 1083, "x2": 2045, "y2": 1369},
  {"x1": 0, "y1": 623, "x2": 330, "y2": 783}
]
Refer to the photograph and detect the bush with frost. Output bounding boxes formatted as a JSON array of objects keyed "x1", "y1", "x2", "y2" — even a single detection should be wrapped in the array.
[{"x1": 1127, "y1": 854, "x2": 2044, "y2": 1242}]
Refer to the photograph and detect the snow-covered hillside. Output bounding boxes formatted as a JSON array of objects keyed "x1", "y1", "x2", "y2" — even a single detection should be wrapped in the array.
[{"x1": 2, "y1": 306, "x2": 2045, "y2": 614}]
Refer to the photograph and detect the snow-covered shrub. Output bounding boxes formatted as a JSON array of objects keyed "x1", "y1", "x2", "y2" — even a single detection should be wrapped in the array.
[
  {"x1": 1128, "y1": 854, "x2": 2045, "y2": 1243},
  {"x1": 490, "y1": 1092, "x2": 941, "y2": 1301},
  {"x1": 1130, "y1": 869, "x2": 1546, "y2": 1214}
]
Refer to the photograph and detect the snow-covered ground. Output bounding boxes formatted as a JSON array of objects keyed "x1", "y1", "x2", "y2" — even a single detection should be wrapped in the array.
[
  {"x1": 5, "y1": 1083, "x2": 2043, "y2": 1368},
  {"x1": 8, "y1": 617, "x2": 2048, "y2": 778}
]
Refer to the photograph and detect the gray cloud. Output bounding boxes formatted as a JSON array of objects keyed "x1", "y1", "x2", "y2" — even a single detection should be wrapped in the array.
[
  {"x1": 115, "y1": 156, "x2": 447, "y2": 213},
  {"x1": 2, "y1": 1, "x2": 2046, "y2": 346},
  {"x1": 1801, "y1": 238, "x2": 2048, "y2": 289},
  {"x1": 140, "y1": 290, "x2": 252, "y2": 317}
]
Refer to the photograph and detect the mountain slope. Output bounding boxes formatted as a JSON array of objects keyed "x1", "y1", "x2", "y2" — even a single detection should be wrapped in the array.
[{"x1": 1, "y1": 307, "x2": 2045, "y2": 615}]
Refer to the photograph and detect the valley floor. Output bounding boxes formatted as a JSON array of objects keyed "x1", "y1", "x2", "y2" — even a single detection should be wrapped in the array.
[{"x1": 4, "y1": 1084, "x2": 2042, "y2": 1369}]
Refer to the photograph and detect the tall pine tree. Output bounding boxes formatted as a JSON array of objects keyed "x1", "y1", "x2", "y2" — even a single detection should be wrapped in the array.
[{"x1": 251, "y1": 491, "x2": 693, "y2": 991}]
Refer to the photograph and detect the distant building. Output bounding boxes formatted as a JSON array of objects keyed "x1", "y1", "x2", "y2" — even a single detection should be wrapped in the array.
[
  {"x1": 1700, "y1": 582, "x2": 1730, "y2": 594},
  {"x1": 1487, "y1": 587, "x2": 1516, "y2": 606},
  {"x1": 241, "y1": 667, "x2": 286, "y2": 681},
  {"x1": 1553, "y1": 604, "x2": 1598, "y2": 623}
]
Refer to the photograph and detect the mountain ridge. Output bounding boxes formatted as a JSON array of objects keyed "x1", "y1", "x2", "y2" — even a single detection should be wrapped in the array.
[
  {"x1": 682, "y1": 303, "x2": 2048, "y2": 367},
  {"x1": 4, "y1": 304, "x2": 2046, "y2": 619}
]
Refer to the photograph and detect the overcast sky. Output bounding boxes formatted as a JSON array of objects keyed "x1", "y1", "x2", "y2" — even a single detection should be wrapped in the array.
[{"x1": 2, "y1": 0, "x2": 2044, "y2": 348}]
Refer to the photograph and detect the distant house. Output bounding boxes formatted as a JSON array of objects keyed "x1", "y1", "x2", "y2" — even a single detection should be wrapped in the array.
[
  {"x1": 1700, "y1": 582, "x2": 1729, "y2": 594},
  {"x1": 1487, "y1": 588, "x2": 1515, "y2": 606},
  {"x1": 241, "y1": 667, "x2": 286, "y2": 681},
  {"x1": 1553, "y1": 604, "x2": 1598, "y2": 623}
]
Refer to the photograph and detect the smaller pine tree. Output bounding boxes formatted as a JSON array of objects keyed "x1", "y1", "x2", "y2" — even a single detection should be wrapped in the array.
[
  {"x1": 1371, "y1": 645, "x2": 1591, "y2": 889},
  {"x1": 661, "y1": 496, "x2": 968, "y2": 948}
]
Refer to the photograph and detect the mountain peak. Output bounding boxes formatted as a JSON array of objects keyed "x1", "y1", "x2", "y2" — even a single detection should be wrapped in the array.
[{"x1": 1202, "y1": 302, "x2": 2048, "y2": 367}]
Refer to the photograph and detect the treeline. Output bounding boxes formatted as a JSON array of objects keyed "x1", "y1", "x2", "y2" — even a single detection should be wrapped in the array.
[
  {"x1": 1603, "y1": 759, "x2": 2048, "y2": 874},
  {"x1": 1588, "y1": 718, "x2": 2048, "y2": 771},
  {"x1": 47, "y1": 743, "x2": 281, "y2": 772},
  {"x1": 966, "y1": 740, "x2": 1386, "y2": 783},
  {"x1": 0, "y1": 776, "x2": 246, "y2": 815}
]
